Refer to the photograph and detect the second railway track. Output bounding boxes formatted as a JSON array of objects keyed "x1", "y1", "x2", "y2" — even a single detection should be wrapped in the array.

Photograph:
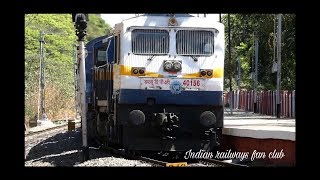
[{"x1": 25, "y1": 121, "x2": 81, "y2": 137}]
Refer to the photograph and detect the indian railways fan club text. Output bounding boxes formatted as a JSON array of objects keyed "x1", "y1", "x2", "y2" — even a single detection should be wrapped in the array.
[{"x1": 184, "y1": 149, "x2": 285, "y2": 161}]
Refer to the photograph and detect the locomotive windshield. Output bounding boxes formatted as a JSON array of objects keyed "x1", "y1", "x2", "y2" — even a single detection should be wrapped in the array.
[
  {"x1": 131, "y1": 29, "x2": 169, "y2": 55},
  {"x1": 176, "y1": 30, "x2": 214, "y2": 56}
]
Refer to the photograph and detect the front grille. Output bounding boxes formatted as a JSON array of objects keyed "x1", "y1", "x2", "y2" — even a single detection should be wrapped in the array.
[
  {"x1": 132, "y1": 29, "x2": 169, "y2": 54},
  {"x1": 176, "y1": 30, "x2": 214, "y2": 55}
]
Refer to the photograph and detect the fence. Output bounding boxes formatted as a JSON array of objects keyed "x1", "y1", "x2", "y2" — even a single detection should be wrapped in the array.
[{"x1": 224, "y1": 90, "x2": 295, "y2": 118}]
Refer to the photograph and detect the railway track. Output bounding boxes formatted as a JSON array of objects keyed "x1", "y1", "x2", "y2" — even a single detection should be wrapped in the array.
[
  {"x1": 199, "y1": 158, "x2": 249, "y2": 167},
  {"x1": 100, "y1": 145, "x2": 249, "y2": 167},
  {"x1": 25, "y1": 124, "x2": 249, "y2": 167},
  {"x1": 25, "y1": 121, "x2": 80, "y2": 137}
]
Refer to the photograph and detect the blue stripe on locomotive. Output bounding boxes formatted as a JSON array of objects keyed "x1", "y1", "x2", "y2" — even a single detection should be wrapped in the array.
[
  {"x1": 85, "y1": 35, "x2": 108, "y2": 103},
  {"x1": 119, "y1": 89, "x2": 223, "y2": 106}
]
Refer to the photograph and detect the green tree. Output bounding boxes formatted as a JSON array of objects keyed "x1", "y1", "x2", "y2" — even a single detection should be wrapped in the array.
[
  {"x1": 25, "y1": 14, "x2": 111, "y2": 122},
  {"x1": 86, "y1": 14, "x2": 112, "y2": 42},
  {"x1": 223, "y1": 14, "x2": 295, "y2": 91}
]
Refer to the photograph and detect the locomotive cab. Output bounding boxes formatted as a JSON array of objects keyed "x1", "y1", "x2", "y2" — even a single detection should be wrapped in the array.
[{"x1": 85, "y1": 14, "x2": 225, "y2": 155}]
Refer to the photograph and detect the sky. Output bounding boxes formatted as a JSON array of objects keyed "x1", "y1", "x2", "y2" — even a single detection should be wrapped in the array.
[{"x1": 101, "y1": 14, "x2": 220, "y2": 28}]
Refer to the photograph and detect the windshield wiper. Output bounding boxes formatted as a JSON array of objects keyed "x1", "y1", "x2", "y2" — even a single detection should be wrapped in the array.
[
  {"x1": 147, "y1": 54, "x2": 156, "y2": 61},
  {"x1": 190, "y1": 55, "x2": 198, "y2": 62}
]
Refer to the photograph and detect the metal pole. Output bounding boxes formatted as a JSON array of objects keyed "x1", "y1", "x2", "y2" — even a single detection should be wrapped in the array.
[
  {"x1": 228, "y1": 14, "x2": 233, "y2": 114},
  {"x1": 276, "y1": 14, "x2": 282, "y2": 118},
  {"x1": 235, "y1": 56, "x2": 240, "y2": 109},
  {"x1": 254, "y1": 37, "x2": 258, "y2": 113},
  {"x1": 42, "y1": 43, "x2": 46, "y2": 119},
  {"x1": 237, "y1": 56, "x2": 241, "y2": 90},
  {"x1": 73, "y1": 13, "x2": 89, "y2": 162},
  {"x1": 79, "y1": 41, "x2": 88, "y2": 154},
  {"x1": 219, "y1": 14, "x2": 221, "y2": 23},
  {"x1": 38, "y1": 31, "x2": 45, "y2": 121},
  {"x1": 252, "y1": 33, "x2": 255, "y2": 96},
  {"x1": 273, "y1": 15, "x2": 276, "y2": 69},
  {"x1": 248, "y1": 33, "x2": 255, "y2": 111},
  {"x1": 73, "y1": 44, "x2": 78, "y2": 119}
]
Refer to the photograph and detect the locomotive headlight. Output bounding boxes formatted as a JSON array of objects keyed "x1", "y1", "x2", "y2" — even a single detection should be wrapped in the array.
[
  {"x1": 164, "y1": 61, "x2": 173, "y2": 71},
  {"x1": 173, "y1": 61, "x2": 182, "y2": 71},
  {"x1": 168, "y1": 17, "x2": 178, "y2": 26}
]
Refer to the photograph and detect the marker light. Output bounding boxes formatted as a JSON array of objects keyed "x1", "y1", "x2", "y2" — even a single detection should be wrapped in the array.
[
  {"x1": 164, "y1": 61, "x2": 173, "y2": 71},
  {"x1": 200, "y1": 70, "x2": 207, "y2": 77},
  {"x1": 173, "y1": 61, "x2": 182, "y2": 71},
  {"x1": 206, "y1": 70, "x2": 213, "y2": 76}
]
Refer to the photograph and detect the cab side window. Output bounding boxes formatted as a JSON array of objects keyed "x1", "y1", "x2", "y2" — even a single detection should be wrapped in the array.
[{"x1": 95, "y1": 48, "x2": 107, "y2": 66}]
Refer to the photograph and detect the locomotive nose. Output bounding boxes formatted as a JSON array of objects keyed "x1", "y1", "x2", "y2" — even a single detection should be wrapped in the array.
[
  {"x1": 129, "y1": 110, "x2": 145, "y2": 126},
  {"x1": 200, "y1": 111, "x2": 216, "y2": 127}
]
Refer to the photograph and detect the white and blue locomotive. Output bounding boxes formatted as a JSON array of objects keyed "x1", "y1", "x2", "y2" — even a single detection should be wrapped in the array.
[{"x1": 83, "y1": 14, "x2": 225, "y2": 152}]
